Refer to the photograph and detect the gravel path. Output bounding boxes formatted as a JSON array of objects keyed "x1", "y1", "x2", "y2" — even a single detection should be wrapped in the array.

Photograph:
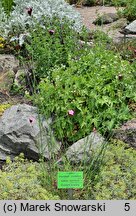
[{"x1": 76, "y1": 6, "x2": 136, "y2": 42}]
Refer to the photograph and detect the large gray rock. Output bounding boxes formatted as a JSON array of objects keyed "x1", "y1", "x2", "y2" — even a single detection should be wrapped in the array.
[
  {"x1": 0, "y1": 104, "x2": 61, "y2": 161},
  {"x1": 123, "y1": 20, "x2": 136, "y2": 34},
  {"x1": 113, "y1": 119, "x2": 136, "y2": 148},
  {"x1": 65, "y1": 132, "x2": 105, "y2": 164}
]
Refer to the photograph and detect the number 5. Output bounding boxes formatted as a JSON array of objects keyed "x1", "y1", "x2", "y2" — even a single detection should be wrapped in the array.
[{"x1": 124, "y1": 203, "x2": 130, "y2": 211}]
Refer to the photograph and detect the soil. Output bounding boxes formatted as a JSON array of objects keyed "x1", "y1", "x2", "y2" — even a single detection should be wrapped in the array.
[{"x1": 76, "y1": 6, "x2": 136, "y2": 42}]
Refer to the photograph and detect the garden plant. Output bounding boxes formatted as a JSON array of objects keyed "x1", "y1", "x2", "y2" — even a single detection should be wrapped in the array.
[{"x1": 0, "y1": 0, "x2": 136, "y2": 200}]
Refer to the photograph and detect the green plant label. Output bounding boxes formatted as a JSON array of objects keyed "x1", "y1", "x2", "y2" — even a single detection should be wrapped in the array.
[{"x1": 58, "y1": 172, "x2": 83, "y2": 189}]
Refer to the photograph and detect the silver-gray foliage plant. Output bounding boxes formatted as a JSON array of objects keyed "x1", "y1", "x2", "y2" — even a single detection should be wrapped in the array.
[{"x1": 0, "y1": 0, "x2": 82, "y2": 37}]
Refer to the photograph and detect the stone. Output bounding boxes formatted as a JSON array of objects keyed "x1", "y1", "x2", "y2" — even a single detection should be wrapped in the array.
[
  {"x1": 113, "y1": 119, "x2": 136, "y2": 148},
  {"x1": 93, "y1": 13, "x2": 119, "y2": 25},
  {"x1": 112, "y1": 18, "x2": 128, "y2": 29},
  {"x1": 124, "y1": 20, "x2": 136, "y2": 34},
  {"x1": 0, "y1": 70, "x2": 15, "y2": 92},
  {"x1": 0, "y1": 54, "x2": 19, "y2": 92},
  {"x1": 0, "y1": 54, "x2": 19, "y2": 73},
  {"x1": 0, "y1": 104, "x2": 61, "y2": 161},
  {"x1": 65, "y1": 132, "x2": 105, "y2": 164}
]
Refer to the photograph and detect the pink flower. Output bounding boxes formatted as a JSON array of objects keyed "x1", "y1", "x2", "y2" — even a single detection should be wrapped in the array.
[
  {"x1": 48, "y1": 30, "x2": 55, "y2": 35},
  {"x1": 68, "y1": 110, "x2": 75, "y2": 116},
  {"x1": 26, "y1": 7, "x2": 32, "y2": 16},
  {"x1": 29, "y1": 116, "x2": 35, "y2": 124}
]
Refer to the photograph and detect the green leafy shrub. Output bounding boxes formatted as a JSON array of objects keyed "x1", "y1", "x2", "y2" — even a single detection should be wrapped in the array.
[
  {"x1": 1, "y1": 0, "x2": 14, "y2": 16},
  {"x1": 0, "y1": 154, "x2": 59, "y2": 200},
  {"x1": 118, "y1": 0, "x2": 136, "y2": 21},
  {"x1": 36, "y1": 45, "x2": 136, "y2": 144},
  {"x1": 24, "y1": 17, "x2": 88, "y2": 82},
  {"x1": 91, "y1": 140, "x2": 136, "y2": 199},
  {"x1": 92, "y1": 30, "x2": 112, "y2": 44}
]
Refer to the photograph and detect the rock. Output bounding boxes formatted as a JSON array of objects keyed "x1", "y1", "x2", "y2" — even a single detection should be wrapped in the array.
[
  {"x1": 93, "y1": 13, "x2": 119, "y2": 25},
  {"x1": 0, "y1": 104, "x2": 61, "y2": 161},
  {"x1": 113, "y1": 119, "x2": 136, "y2": 148},
  {"x1": 0, "y1": 54, "x2": 19, "y2": 72},
  {"x1": 0, "y1": 55, "x2": 19, "y2": 92},
  {"x1": 0, "y1": 70, "x2": 15, "y2": 92},
  {"x1": 112, "y1": 18, "x2": 128, "y2": 29},
  {"x1": 123, "y1": 20, "x2": 136, "y2": 34},
  {"x1": 65, "y1": 132, "x2": 105, "y2": 164},
  {"x1": 0, "y1": 92, "x2": 9, "y2": 103}
]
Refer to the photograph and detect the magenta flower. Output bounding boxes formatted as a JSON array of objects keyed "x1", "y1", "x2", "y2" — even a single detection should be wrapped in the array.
[
  {"x1": 68, "y1": 110, "x2": 75, "y2": 116},
  {"x1": 26, "y1": 7, "x2": 33, "y2": 16},
  {"x1": 48, "y1": 30, "x2": 55, "y2": 35},
  {"x1": 29, "y1": 116, "x2": 35, "y2": 124}
]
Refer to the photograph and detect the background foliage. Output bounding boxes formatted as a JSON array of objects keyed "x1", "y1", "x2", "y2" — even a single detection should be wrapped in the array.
[{"x1": 1, "y1": 0, "x2": 14, "y2": 16}]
